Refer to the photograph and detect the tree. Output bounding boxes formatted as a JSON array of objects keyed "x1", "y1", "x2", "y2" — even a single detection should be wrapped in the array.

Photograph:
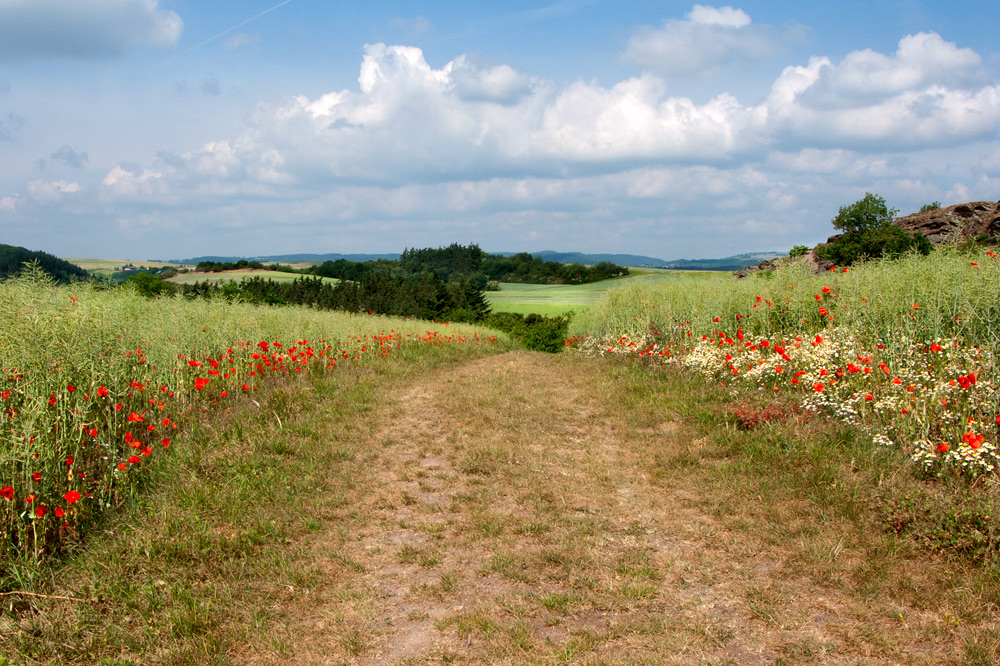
[
  {"x1": 815, "y1": 193, "x2": 932, "y2": 265},
  {"x1": 830, "y1": 192, "x2": 898, "y2": 235}
]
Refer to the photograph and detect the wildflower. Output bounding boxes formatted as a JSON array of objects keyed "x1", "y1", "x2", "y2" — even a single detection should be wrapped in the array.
[
  {"x1": 194, "y1": 377, "x2": 210, "y2": 390},
  {"x1": 97, "y1": 386, "x2": 110, "y2": 397},
  {"x1": 161, "y1": 438, "x2": 170, "y2": 447},
  {"x1": 821, "y1": 286, "x2": 831, "y2": 293},
  {"x1": 0, "y1": 486, "x2": 13, "y2": 500},
  {"x1": 813, "y1": 383, "x2": 824, "y2": 392},
  {"x1": 128, "y1": 412, "x2": 143, "y2": 422},
  {"x1": 35, "y1": 505, "x2": 47, "y2": 517},
  {"x1": 64, "y1": 490, "x2": 81, "y2": 504},
  {"x1": 937, "y1": 443, "x2": 949, "y2": 453}
]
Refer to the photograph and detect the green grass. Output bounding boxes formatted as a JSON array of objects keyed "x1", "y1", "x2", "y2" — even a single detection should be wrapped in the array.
[
  {"x1": 486, "y1": 269, "x2": 720, "y2": 316},
  {"x1": 64, "y1": 258, "x2": 189, "y2": 275},
  {"x1": 165, "y1": 269, "x2": 338, "y2": 285},
  {"x1": 0, "y1": 268, "x2": 510, "y2": 582}
]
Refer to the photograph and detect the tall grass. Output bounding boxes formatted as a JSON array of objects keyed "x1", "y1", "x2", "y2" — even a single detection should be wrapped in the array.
[
  {"x1": 0, "y1": 268, "x2": 507, "y2": 575},
  {"x1": 571, "y1": 248, "x2": 1000, "y2": 480},
  {"x1": 572, "y1": 250, "x2": 999, "y2": 356}
]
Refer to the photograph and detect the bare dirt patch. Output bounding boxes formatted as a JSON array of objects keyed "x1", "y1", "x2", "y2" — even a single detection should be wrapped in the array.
[{"x1": 243, "y1": 351, "x2": 993, "y2": 665}]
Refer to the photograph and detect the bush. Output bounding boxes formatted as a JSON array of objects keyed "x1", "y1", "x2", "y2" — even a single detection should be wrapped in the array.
[
  {"x1": 815, "y1": 193, "x2": 933, "y2": 266},
  {"x1": 483, "y1": 312, "x2": 570, "y2": 353},
  {"x1": 788, "y1": 245, "x2": 810, "y2": 258},
  {"x1": 920, "y1": 201, "x2": 942, "y2": 212}
]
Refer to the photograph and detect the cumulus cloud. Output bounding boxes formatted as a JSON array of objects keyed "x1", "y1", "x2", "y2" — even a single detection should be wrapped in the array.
[
  {"x1": 97, "y1": 33, "x2": 1000, "y2": 208},
  {"x1": 766, "y1": 33, "x2": 1000, "y2": 148},
  {"x1": 0, "y1": 0, "x2": 182, "y2": 61},
  {"x1": 621, "y1": 4, "x2": 794, "y2": 78},
  {"x1": 71, "y1": 34, "x2": 999, "y2": 258}
]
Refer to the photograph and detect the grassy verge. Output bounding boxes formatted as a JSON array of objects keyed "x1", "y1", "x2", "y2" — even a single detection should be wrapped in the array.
[
  {"x1": 0, "y1": 269, "x2": 508, "y2": 582},
  {"x1": 4, "y1": 349, "x2": 999, "y2": 664},
  {"x1": 0, "y1": 341, "x2": 509, "y2": 665}
]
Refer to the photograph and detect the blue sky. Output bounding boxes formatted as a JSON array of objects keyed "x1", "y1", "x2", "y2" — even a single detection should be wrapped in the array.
[{"x1": 1, "y1": 1, "x2": 998, "y2": 261}]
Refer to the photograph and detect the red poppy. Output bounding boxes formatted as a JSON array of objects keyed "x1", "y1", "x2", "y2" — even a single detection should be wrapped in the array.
[
  {"x1": 97, "y1": 386, "x2": 110, "y2": 397},
  {"x1": 35, "y1": 505, "x2": 47, "y2": 517},
  {"x1": 128, "y1": 412, "x2": 143, "y2": 422},
  {"x1": 0, "y1": 486, "x2": 13, "y2": 500},
  {"x1": 194, "y1": 377, "x2": 210, "y2": 390},
  {"x1": 64, "y1": 490, "x2": 81, "y2": 504},
  {"x1": 127, "y1": 455, "x2": 140, "y2": 464},
  {"x1": 55, "y1": 507, "x2": 65, "y2": 518},
  {"x1": 161, "y1": 438, "x2": 170, "y2": 447},
  {"x1": 937, "y1": 442, "x2": 949, "y2": 453}
]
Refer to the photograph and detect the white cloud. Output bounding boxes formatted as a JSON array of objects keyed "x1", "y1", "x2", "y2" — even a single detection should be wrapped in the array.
[
  {"x1": 0, "y1": 0, "x2": 182, "y2": 61},
  {"x1": 621, "y1": 4, "x2": 790, "y2": 78},
  {"x1": 102, "y1": 166, "x2": 165, "y2": 199},
  {"x1": 766, "y1": 34, "x2": 1000, "y2": 148},
  {"x1": 25, "y1": 179, "x2": 80, "y2": 200},
  {"x1": 0, "y1": 195, "x2": 19, "y2": 212},
  {"x1": 687, "y1": 5, "x2": 750, "y2": 28}
]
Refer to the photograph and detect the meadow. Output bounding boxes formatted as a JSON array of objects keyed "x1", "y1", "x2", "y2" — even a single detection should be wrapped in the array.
[
  {"x1": 0, "y1": 267, "x2": 508, "y2": 585},
  {"x1": 64, "y1": 258, "x2": 188, "y2": 276},
  {"x1": 164, "y1": 269, "x2": 339, "y2": 286},
  {"x1": 4, "y1": 252, "x2": 1000, "y2": 664},
  {"x1": 485, "y1": 268, "x2": 716, "y2": 316}
]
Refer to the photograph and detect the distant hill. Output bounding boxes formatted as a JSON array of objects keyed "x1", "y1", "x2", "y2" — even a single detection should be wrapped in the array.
[
  {"x1": 167, "y1": 253, "x2": 401, "y2": 264},
  {"x1": 660, "y1": 252, "x2": 785, "y2": 271},
  {"x1": 0, "y1": 244, "x2": 89, "y2": 283},
  {"x1": 167, "y1": 250, "x2": 785, "y2": 271}
]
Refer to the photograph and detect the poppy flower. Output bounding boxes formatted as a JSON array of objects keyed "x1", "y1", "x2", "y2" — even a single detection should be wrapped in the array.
[
  {"x1": 0, "y1": 486, "x2": 13, "y2": 500},
  {"x1": 55, "y1": 507, "x2": 65, "y2": 518},
  {"x1": 64, "y1": 490, "x2": 81, "y2": 504},
  {"x1": 937, "y1": 443, "x2": 949, "y2": 453},
  {"x1": 32, "y1": 472, "x2": 41, "y2": 482},
  {"x1": 35, "y1": 505, "x2": 47, "y2": 517}
]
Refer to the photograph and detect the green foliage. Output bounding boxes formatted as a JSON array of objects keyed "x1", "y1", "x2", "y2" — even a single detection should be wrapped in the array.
[
  {"x1": 920, "y1": 201, "x2": 942, "y2": 212},
  {"x1": 123, "y1": 271, "x2": 174, "y2": 297},
  {"x1": 0, "y1": 245, "x2": 89, "y2": 283},
  {"x1": 788, "y1": 245, "x2": 810, "y2": 258},
  {"x1": 483, "y1": 312, "x2": 569, "y2": 353},
  {"x1": 815, "y1": 193, "x2": 932, "y2": 265},
  {"x1": 308, "y1": 243, "x2": 629, "y2": 286}
]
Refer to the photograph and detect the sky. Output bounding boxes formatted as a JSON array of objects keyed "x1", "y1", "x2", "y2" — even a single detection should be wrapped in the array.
[{"x1": 0, "y1": 1, "x2": 998, "y2": 262}]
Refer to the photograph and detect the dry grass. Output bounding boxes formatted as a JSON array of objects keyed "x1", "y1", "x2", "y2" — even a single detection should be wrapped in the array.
[{"x1": 3, "y1": 351, "x2": 998, "y2": 665}]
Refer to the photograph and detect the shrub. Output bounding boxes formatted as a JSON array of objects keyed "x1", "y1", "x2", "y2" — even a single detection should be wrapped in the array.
[
  {"x1": 815, "y1": 193, "x2": 932, "y2": 266},
  {"x1": 483, "y1": 312, "x2": 570, "y2": 353},
  {"x1": 920, "y1": 201, "x2": 942, "y2": 212},
  {"x1": 788, "y1": 245, "x2": 810, "y2": 258}
]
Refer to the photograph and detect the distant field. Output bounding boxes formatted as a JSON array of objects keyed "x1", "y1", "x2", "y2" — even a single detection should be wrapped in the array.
[
  {"x1": 166, "y1": 269, "x2": 338, "y2": 285},
  {"x1": 486, "y1": 269, "x2": 724, "y2": 316},
  {"x1": 65, "y1": 258, "x2": 189, "y2": 275}
]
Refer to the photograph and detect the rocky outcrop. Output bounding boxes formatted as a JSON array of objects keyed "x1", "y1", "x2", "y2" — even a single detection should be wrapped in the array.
[
  {"x1": 734, "y1": 200, "x2": 1000, "y2": 278},
  {"x1": 893, "y1": 200, "x2": 1000, "y2": 245}
]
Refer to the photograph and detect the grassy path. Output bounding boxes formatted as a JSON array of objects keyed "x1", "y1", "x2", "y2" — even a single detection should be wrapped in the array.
[
  {"x1": 237, "y1": 352, "x2": 993, "y2": 664},
  {"x1": 6, "y1": 351, "x2": 996, "y2": 664}
]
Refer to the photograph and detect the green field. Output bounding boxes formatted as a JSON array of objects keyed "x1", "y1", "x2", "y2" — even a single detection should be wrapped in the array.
[
  {"x1": 165, "y1": 269, "x2": 338, "y2": 285},
  {"x1": 485, "y1": 268, "x2": 724, "y2": 316},
  {"x1": 65, "y1": 258, "x2": 189, "y2": 275}
]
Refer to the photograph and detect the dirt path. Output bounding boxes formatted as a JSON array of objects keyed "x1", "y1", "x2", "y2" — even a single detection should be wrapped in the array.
[{"x1": 248, "y1": 351, "x2": 978, "y2": 665}]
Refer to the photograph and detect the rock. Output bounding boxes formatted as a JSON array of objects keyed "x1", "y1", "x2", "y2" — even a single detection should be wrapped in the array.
[
  {"x1": 893, "y1": 200, "x2": 1000, "y2": 245},
  {"x1": 735, "y1": 200, "x2": 1000, "y2": 278}
]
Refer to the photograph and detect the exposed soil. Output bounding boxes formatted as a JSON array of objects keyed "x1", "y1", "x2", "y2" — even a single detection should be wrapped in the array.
[{"x1": 234, "y1": 351, "x2": 987, "y2": 665}]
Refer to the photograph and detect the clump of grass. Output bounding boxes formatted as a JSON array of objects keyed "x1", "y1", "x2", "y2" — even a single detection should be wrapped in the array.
[{"x1": 0, "y1": 268, "x2": 510, "y2": 580}]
